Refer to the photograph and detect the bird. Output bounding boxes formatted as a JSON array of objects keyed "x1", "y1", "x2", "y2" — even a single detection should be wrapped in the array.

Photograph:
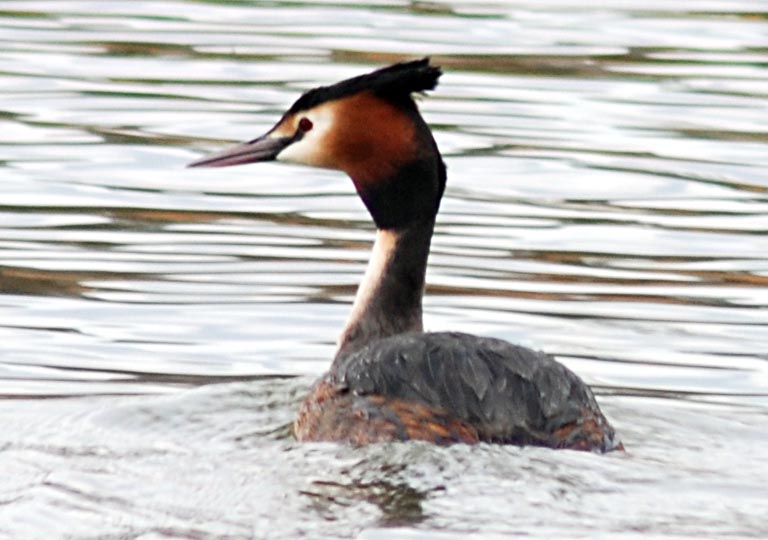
[{"x1": 189, "y1": 58, "x2": 622, "y2": 452}]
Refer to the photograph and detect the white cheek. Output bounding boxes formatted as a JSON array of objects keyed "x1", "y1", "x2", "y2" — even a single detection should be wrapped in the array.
[
  {"x1": 276, "y1": 134, "x2": 324, "y2": 167},
  {"x1": 276, "y1": 109, "x2": 335, "y2": 168}
]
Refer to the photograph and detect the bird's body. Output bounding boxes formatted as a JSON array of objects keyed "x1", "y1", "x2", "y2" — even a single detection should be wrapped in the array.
[
  {"x1": 190, "y1": 59, "x2": 621, "y2": 452},
  {"x1": 296, "y1": 331, "x2": 617, "y2": 450}
]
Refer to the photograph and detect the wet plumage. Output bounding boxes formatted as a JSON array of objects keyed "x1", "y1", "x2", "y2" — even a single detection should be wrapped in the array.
[{"x1": 296, "y1": 332, "x2": 618, "y2": 450}]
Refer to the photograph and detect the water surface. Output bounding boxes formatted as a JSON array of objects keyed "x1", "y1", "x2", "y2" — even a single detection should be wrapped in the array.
[{"x1": 1, "y1": 1, "x2": 767, "y2": 538}]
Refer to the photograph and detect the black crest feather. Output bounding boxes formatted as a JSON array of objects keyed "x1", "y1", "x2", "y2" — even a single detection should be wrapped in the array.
[{"x1": 287, "y1": 58, "x2": 441, "y2": 114}]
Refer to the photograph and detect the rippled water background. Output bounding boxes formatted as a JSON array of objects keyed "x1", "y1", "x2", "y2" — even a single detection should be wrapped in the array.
[{"x1": 1, "y1": 1, "x2": 767, "y2": 538}]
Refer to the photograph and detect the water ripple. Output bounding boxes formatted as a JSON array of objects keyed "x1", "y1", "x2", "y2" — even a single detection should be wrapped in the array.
[{"x1": 1, "y1": 1, "x2": 767, "y2": 539}]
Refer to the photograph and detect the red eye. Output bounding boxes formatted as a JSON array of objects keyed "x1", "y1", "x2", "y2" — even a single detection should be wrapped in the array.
[{"x1": 298, "y1": 117, "x2": 313, "y2": 132}]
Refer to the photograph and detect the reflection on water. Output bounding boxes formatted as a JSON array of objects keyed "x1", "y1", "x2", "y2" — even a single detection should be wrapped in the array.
[{"x1": 0, "y1": 1, "x2": 767, "y2": 538}]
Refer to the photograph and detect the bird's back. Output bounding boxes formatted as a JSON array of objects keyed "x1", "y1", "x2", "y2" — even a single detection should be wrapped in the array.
[{"x1": 295, "y1": 332, "x2": 620, "y2": 451}]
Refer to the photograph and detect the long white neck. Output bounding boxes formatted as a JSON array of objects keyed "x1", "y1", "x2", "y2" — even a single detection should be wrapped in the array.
[{"x1": 336, "y1": 219, "x2": 434, "y2": 358}]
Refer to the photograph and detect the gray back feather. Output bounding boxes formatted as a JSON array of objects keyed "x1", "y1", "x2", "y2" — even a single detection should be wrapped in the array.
[{"x1": 332, "y1": 332, "x2": 599, "y2": 442}]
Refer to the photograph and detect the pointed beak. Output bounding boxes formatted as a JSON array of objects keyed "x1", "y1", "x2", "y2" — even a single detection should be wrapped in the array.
[{"x1": 187, "y1": 135, "x2": 292, "y2": 168}]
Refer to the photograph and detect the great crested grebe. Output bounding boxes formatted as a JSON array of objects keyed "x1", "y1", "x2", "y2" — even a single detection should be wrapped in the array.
[{"x1": 189, "y1": 59, "x2": 621, "y2": 452}]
